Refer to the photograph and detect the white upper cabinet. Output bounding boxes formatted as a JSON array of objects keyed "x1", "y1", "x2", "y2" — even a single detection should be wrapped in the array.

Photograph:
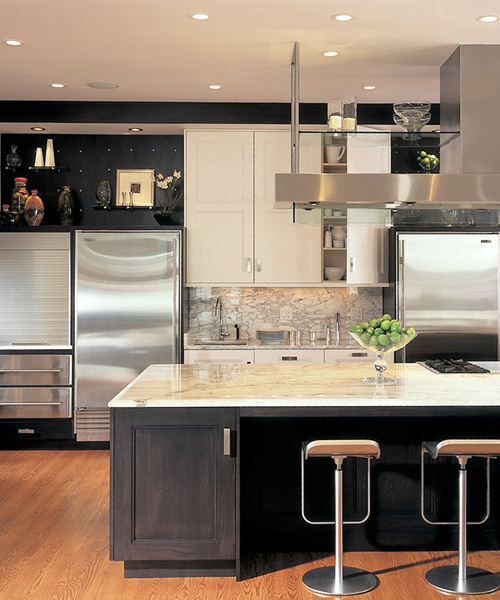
[
  {"x1": 186, "y1": 130, "x2": 321, "y2": 286},
  {"x1": 346, "y1": 209, "x2": 390, "y2": 285},
  {"x1": 346, "y1": 126, "x2": 391, "y2": 174},
  {"x1": 185, "y1": 130, "x2": 254, "y2": 284},
  {"x1": 254, "y1": 131, "x2": 321, "y2": 284}
]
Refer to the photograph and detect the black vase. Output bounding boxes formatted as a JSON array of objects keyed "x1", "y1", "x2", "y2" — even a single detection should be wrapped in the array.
[{"x1": 154, "y1": 213, "x2": 174, "y2": 226}]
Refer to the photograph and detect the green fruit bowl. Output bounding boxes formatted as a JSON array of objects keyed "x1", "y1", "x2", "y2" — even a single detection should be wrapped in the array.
[{"x1": 349, "y1": 330, "x2": 418, "y2": 385}]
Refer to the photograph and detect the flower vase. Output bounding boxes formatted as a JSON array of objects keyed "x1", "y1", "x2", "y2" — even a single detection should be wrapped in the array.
[{"x1": 154, "y1": 213, "x2": 174, "y2": 226}]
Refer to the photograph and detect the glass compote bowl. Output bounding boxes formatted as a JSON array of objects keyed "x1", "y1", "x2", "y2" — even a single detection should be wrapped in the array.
[{"x1": 349, "y1": 330, "x2": 418, "y2": 385}]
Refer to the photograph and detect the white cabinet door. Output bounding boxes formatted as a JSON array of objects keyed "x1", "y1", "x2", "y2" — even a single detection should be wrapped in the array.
[
  {"x1": 346, "y1": 209, "x2": 390, "y2": 285},
  {"x1": 346, "y1": 127, "x2": 391, "y2": 173},
  {"x1": 254, "y1": 349, "x2": 324, "y2": 364},
  {"x1": 184, "y1": 349, "x2": 254, "y2": 364},
  {"x1": 324, "y1": 348, "x2": 394, "y2": 363},
  {"x1": 185, "y1": 131, "x2": 254, "y2": 285},
  {"x1": 254, "y1": 131, "x2": 321, "y2": 284}
]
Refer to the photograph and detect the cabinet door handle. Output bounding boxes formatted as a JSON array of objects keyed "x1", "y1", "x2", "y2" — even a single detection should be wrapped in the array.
[
  {"x1": 256, "y1": 258, "x2": 262, "y2": 272},
  {"x1": 0, "y1": 369, "x2": 63, "y2": 374},
  {"x1": 223, "y1": 428, "x2": 231, "y2": 456},
  {"x1": 281, "y1": 356, "x2": 298, "y2": 361},
  {"x1": 0, "y1": 402, "x2": 63, "y2": 407},
  {"x1": 246, "y1": 258, "x2": 252, "y2": 273},
  {"x1": 351, "y1": 352, "x2": 368, "y2": 357},
  {"x1": 349, "y1": 256, "x2": 356, "y2": 272}
]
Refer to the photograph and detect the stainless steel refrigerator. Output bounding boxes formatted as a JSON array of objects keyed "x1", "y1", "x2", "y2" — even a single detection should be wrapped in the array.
[
  {"x1": 75, "y1": 230, "x2": 182, "y2": 441},
  {"x1": 395, "y1": 232, "x2": 499, "y2": 362}
]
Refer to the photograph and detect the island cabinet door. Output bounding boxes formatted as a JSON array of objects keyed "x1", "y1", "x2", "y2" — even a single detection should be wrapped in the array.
[{"x1": 111, "y1": 408, "x2": 237, "y2": 562}]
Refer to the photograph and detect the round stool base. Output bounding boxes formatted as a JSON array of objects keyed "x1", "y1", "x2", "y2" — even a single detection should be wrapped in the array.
[
  {"x1": 302, "y1": 566, "x2": 379, "y2": 596},
  {"x1": 425, "y1": 566, "x2": 500, "y2": 595}
]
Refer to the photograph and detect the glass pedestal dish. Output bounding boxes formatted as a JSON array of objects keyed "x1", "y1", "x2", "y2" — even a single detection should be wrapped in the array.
[{"x1": 349, "y1": 331, "x2": 418, "y2": 385}]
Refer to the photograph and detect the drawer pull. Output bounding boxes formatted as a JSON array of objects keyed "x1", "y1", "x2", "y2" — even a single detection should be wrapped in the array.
[
  {"x1": 281, "y1": 356, "x2": 298, "y2": 361},
  {"x1": 18, "y1": 428, "x2": 35, "y2": 434},
  {"x1": 10, "y1": 342, "x2": 50, "y2": 346},
  {"x1": 0, "y1": 402, "x2": 63, "y2": 407},
  {"x1": 223, "y1": 428, "x2": 231, "y2": 456},
  {"x1": 351, "y1": 352, "x2": 368, "y2": 357},
  {"x1": 0, "y1": 369, "x2": 63, "y2": 374}
]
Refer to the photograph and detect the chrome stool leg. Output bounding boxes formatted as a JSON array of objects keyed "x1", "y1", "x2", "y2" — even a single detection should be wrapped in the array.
[
  {"x1": 421, "y1": 440, "x2": 500, "y2": 595},
  {"x1": 301, "y1": 441, "x2": 380, "y2": 596},
  {"x1": 425, "y1": 457, "x2": 500, "y2": 595}
]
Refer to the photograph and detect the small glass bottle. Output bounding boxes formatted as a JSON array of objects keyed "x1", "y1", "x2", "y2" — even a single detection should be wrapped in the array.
[
  {"x1": 95, "y1": 180, "x2": 111, "y2": 209},
  {"x1": 327, "y1": 100, "x2": 343, "y2": 131},
  {"x1": 6, "y1": 145, "x2": 22, "y2": 168},
  {"x1": 24, "y1": 190, "x2": 44, "y2": 226},
  {"x1": 11, "y1": 177, "x2": 29, "y2": 214},
  {"x1": 58, "y1": 186, "x2": 74, "y2": 225}
]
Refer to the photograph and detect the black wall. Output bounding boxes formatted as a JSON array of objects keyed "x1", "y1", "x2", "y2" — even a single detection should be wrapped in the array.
[{"x1": 2, "y1": 134, "x2": 184, "y2": 228}]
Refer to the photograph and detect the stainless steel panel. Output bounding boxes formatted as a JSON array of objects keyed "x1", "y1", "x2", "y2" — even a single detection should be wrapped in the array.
[
  {"x1": 274, "y1": 173, "x2": 500, "y2": 210},
  {"x1": 0, "y1": 232, "x2": 71, "y2": 348},
  {"x1": 398, "y1": 233, "x2": 499, "y2": 362},
  {"x1": 0, "y1": 388, "x2": 71, "y2": 419},
  {"x1": 75, "y1": 230, "x2": 181, "y2": 423},
  {"x1": 0, "y1": 354, "x2": 71, "y2": 385}
]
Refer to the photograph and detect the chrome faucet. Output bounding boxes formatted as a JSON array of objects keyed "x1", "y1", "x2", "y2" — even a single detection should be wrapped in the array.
[
  {"x1": 214, "y1": 297, "x2": 229, "y2": 340},
  {"x1": 335, "y1": 311, "x2": 340, "y2": 346}
]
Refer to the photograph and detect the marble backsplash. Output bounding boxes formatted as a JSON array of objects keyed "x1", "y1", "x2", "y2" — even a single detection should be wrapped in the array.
[{"x1": 187, "y1": 287, "x2": 383, "y2": 343}]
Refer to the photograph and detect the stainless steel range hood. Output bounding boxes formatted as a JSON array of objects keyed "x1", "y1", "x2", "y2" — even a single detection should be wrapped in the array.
[
  {"x1": 275, "y1": 172, "x2": 500, "y2": 210},
  {"x1": 275, "y1": 45, "x2": 500, "y2": 210}
]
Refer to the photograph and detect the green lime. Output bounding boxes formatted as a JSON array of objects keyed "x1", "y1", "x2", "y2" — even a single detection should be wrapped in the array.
[
  {"x1": 382, "y1": 313, "x2": 392, "y2": 321},
  {"x1": 406, "y1": 326, "x2": 416, "y2": 337},
  {"x1": 380, "y1": 320, "x2": 391, "y2": 330},
  {"x1": 369, "y1": 336, "x2": 378, "y2": 346},
  {"x1": 390, "y1": 321, "x2": 401, "y2": 333},
  {"x1": 369, "y1": 319, "x2": 379, "y2": 328},
  {"x1": 378, "y1": 334, "x2": 390, "y2": 346},
  {"x1": 366, "y1": 326, "x2": 374, "y2": 334},
  {"x1": 360, "y1": 332, "x2": 371, "y2": 344},
  {"x1": 360, "y1": 321, "x2": 370, "y2": 330},
  {"x1": 374, "y1": 327, "x2": 383, "y2": 336},
  {"x1": 389, "y1": 332, "x2": 401, "y2": 343},
  {"x1": 419, "y1": 151, "x2": 427, "y2": 158}
]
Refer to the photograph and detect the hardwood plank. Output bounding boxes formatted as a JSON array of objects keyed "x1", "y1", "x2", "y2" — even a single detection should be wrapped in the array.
[{"x1": 0, "y1": 450, "x2": 499, "y2": 600}]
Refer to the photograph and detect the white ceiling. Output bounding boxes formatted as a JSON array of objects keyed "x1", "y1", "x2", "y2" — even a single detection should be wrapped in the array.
[{"x1": 1, "y1": 1, "x2": 499, "y2": 109}]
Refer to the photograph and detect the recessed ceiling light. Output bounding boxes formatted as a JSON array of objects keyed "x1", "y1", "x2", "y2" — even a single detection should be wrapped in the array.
[
  {"x1": 323, "y1": 51, "x2": 338, "y2": 57},
  {"x1": 190, "y1": 12, "x2": 211, "y2": 20},
  {"x1": 208, "y1": 84, "x2": 222, "y2": 90},
  {"x1": 51, "y1": 83, "x2": 65, "y2": 88},
  {"x1": 331, "y1": 14, "x2": 353, "y2": 21},
  {"x1": 128, "y1": 127, "x2": 143, "y2": 132},
  {"x1": 477, "y1": 15, "x2": 498, "y2": 22},
  {"x1": 363, "y1": 85, "x2": 376, "y2": 90},
  {"x1": 5, "y1": 39, "x2": 23, "y2": 46},
  {"x1": 87, "y1": 81, "x2": 120, "y2": 89},
  {"x1": 31, "y1": 127, "x2": 46, "y2": 131}
]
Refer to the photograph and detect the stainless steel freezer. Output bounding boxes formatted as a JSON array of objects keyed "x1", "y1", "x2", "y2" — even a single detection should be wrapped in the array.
[
  {"x1": 75, "y1": 230, "x2": 182, "y2": 441},
  {"x1": 396, "y1": 232, "x2": 499, "y2": 362}
]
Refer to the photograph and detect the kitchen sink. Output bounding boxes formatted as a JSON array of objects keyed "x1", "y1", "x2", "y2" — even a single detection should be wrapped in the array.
[{"x1": 196, "y1": 340, "x2": 248, "y2": 346}]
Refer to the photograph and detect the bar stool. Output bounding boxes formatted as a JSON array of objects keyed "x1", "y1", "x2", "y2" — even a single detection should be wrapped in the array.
[
  {"x1": 421, "y1": 439, "x2": 500, "y2": 595},
  {"x1": 301, "y1": 439, "x2": 381, "y2": 596}
]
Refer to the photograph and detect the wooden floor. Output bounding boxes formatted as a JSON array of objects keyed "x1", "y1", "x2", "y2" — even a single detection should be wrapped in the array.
[{"x1": 1, "y1": 450, "x2": 499, "y2": 600}]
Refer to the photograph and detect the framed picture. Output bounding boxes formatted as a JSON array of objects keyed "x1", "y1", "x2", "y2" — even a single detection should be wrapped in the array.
[{"x1": 116, "y1": 169, "x2": 155, "y2": 207}]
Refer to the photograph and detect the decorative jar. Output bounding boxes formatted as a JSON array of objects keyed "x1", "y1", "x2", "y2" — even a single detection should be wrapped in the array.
[
  {"x1": 58, "y1": 186, "x2": 74, "y2": 225},
  {"x1": 24, "y1": 190, "x2": 44, "y2": 226},
  {"x1": 6, "y1": 145, "x2": 22, "y2": 168},
  {"x1": 11, "y1": 177, "x2": 29, "y2": 214},
  {"x1": 95, "y1": 180, "x2": 111, "y2": 209}
]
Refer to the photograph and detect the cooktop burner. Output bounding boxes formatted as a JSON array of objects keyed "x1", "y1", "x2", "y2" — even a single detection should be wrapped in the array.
[{"x1": 420, "y1": 359, "x2": 490, "y2": 374}]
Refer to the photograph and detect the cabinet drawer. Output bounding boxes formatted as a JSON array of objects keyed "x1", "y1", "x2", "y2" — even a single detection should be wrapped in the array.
[
  {"x1": 325, "y1": 349, "x2": 393, "y2": 363},
  {"x1": 0, "y1": 388, "x2": 71, "y2": 419},
  {"x1": 184, "y1": 349, "x2": 254, "y2": 364},
  {"x1": 254, "y1": 349, "x2": 324, "y2": 364},
  {"x1": 0, "y1": 355, "x2": 71, "y2": 385}
]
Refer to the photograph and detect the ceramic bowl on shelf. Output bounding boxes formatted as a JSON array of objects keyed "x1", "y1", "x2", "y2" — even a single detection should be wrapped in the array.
[
  {"x1": 324, "y1": 266, "x2": 345, "y2": 280},
  {"x1": 349, "y1": 329, "x2": 418, "y2": 385}
]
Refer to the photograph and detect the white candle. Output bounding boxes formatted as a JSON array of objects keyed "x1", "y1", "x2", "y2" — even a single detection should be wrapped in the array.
[
  {"x1": 328, "y1": 115, "x2": 343, "y2": 130},
  {"x1": 343, "y1": 117, "x2": 356, "y2": 131}
]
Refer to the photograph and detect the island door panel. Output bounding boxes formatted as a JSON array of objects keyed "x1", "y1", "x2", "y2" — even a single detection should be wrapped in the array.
[{"x1": 111, "y1": 408, "x2": 237, "y2": 562}]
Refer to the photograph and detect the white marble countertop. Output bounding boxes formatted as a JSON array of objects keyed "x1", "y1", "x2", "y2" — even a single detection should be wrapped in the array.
[{"x1": 109, "y1": 363, "x2": 500, "y2": 409}]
